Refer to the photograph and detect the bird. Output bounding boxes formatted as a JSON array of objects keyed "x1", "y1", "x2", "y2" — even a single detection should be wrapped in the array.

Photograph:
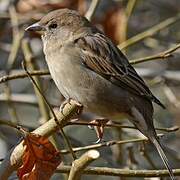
[{"x1": 26, "y1": 8, "x2": 174, "y2": 179}]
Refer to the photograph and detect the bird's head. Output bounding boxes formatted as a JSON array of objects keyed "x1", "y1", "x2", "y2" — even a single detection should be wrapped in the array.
[{"x1": 25, "y1": 8, "x2": 91, "y2": 42}]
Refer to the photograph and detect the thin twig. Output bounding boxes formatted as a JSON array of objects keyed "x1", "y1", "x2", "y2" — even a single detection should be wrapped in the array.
[
  {"x1": 21, "y1": 39, "x2": 61, "y2": 149},
  {"x1": 57, "y1": 165, "x2": 180, "y2": 177},
  {"x1": 0, "y1": 93, "x2": 38, "y2": 106},
  {"x1": 21, "y1": 39, "x2": 51, "y2": 123},
  {"x1": 4, "y1": 6, "x2": 23, "y2": 124},
  {"x1": 118, "y1": 13, "x2": 180, "y2": 50},
  {"x1": 67, "y1": 121, "x2": 179, "y2": 133},
  {"x1": 60, "y1": 134, "x2": 164, "y2": 154},
  {"x1": 0, "y1": 70, "x2": 49, "y2": 84},
  {"x1": 122, "y1": 0, "x2": 137, "y2": 51},
  {"x1": 7, "y1": 6, "x2": 24, "y2": 71},
  {"x1": 0, "y1": 119, "x2": 20, "y2": 130},
  {"x1": 21, "y1": 61, "x2": 77, "y2": 160},
  {"x1": 130, "y1": 43, "x2": 180, "y2": 64},
  {"x1": 85, "y1": 0, "x2": 100, "y2": 21},
  {"x1": 140, "y1": 142, "x2": 157, "y2": 169}
]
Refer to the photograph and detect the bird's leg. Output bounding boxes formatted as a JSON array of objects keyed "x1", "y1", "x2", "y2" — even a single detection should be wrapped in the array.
[{"x1": 89, "y1": 118, "x2": 109, "y2": 143}]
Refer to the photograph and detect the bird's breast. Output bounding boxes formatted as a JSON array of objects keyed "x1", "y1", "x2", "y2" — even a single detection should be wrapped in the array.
[
  {"x1": 44, "y1": 44, "x2": 98, "y2": 101},
  {"x1": 44, "y1": 43, "x2": 130, "y2": 117}
]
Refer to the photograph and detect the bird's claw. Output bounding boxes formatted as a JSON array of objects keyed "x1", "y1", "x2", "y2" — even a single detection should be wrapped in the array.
[
  {"x1": 60, "y1": 98, "x2": 72, "y2": 115},
  {"x1": 88, "y1": 125, "x2": 94, "y2": 130},
  {"x1": 89, "y1": 118, "x2": 109, "y2": 143},
  {"x1": 94, "y1": 138, "x2": 105, "y2": 144}
]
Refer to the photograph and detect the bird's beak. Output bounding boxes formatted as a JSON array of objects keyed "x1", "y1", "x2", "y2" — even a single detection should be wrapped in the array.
[{"x1": 25, "y1": 22, "x2": 46, "y2": 32}]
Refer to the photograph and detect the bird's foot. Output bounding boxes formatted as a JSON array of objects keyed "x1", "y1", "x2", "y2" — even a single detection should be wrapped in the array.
[
  {"x1": 60, "y1": 98, "x2": 72, "y2": 115},
  {"x1": 60, "y1": 98, "x2": 83, "y2": 116},
  {"x1": 89, "y1": 118, "x2": 109, "y2": 143}
]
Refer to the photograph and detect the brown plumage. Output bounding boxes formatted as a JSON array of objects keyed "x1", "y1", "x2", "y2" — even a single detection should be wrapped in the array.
[{"x1": 26, "y1": 9, "x2": 174, "y2": 179}]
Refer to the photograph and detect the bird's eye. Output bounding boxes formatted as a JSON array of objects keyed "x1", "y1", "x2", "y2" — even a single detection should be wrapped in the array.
[{"x1": 49, "y1": 23, "x2": 57, "y2": 29}]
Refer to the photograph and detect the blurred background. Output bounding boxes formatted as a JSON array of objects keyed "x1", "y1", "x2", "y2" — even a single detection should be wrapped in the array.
[{"x1": 0, "y1": 0, "x2": 180, "y2": 179}]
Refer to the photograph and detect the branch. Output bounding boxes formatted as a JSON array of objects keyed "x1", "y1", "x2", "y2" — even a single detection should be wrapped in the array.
[
  {"x1": 57, "y1": 165, "x2": 180, "y2": 177},
  {"x1": 68, "y1": 150, "x2": 99, "y2": 180},
  {"x1": 0, "y1": 100, "x2": 82, "y2": 180},
  {"x1": 130, "y1": 43, "x2": 180, "y2": 64},
  {"x1": 118, "y1": 13, "x2": 180, "y2": 50},
  {"x1": 0, "y1": 70, "x2": 49, "y2": 84}
]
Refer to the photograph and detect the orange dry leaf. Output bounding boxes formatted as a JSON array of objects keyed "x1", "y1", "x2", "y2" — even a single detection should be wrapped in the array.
[{"x1": 17, "y1": 133, "x2": 61, "y2": 180}]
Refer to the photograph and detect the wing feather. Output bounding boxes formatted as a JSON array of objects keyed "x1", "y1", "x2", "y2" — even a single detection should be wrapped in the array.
[{"x1": 75, "y1": 32, "x2": 165, "y2": 108}]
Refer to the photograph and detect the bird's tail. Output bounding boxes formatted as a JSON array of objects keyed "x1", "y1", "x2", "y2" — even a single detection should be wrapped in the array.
[
  {"x1": 152, "y1": 95, "x2": 166, "y2": 109},
  {"x1": 150, "y1": 136, "x2": 175, "y2": 180}
]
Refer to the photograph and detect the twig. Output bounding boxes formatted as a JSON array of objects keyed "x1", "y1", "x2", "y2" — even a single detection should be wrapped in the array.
[
  {"x1": 60, "y1": 134, "x2": 164, "y2": 154},
  {"x1": 4, "y1": 6, "x2": 22, "y2": 124},
  {"x1": 0, "y1": 70, "x2": 49, "y2": 84},
  {"x1": 130, "y1": 43, "x2": 180, "y2": 64},
  {"x1": 67, "y1": 121, "x2": 179, "y2": 133},
  {"x1": 126, "y1": 146, "x2": 138, "y2": 169},
  {"x1": 0, "y1": 119, "x2": 20, "y2": 130},
  {"x1": 3, "y1": 85, "x2": 19, "y2": 123},
  {"x1": 7, "y1": 6, "x2": 23, "y2": 71},
  {"x1": 0, "y1": 115, "x2": 178, "y2": 134},
  {"x1": 0, "y1": 118, "x2": 37, "y2": 130},
  {"x1": 122, "y1": 0, "x2": 137, "y2": 51},
  {"x1": 0, "y1": 93, "x2": 38, "y2": 106},
  {"x1": 118, "y1": 13, "x2": 180, "y2": 50},
  {"x1": 22, "y1": 39, "x2": 51, "y2": 123},
  {"x1": 21, "y1": 61, "x2": 77, "y2": 160},
  {"x1": 68, "y1": 150, "x2": 100, "y2": 180},
  {"x1": 0, "y1": 100, "x2": 82, "y2": 180},
  {"x1": 57, "y1": 165, "x2": 180, "y2": 177},
  {"x1": 21, "y1": 39, "x2": 63, "y2": 149},
  {"x1": 163, "y1": 85, "x2": 180, "y2": 108},
  {"x1": 140, "y1": 143, "x2": 157, "y2": 169},
  {"x1": 85, "y1": 0, "x2": 100, "y2": 21}
]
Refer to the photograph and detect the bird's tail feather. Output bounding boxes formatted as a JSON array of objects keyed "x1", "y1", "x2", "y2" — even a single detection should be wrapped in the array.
[
  {"x1": 153, "y1": 96, "x2": 166, "y2": 109},
  {"x1": 150, "y1": 136, "x2": 175, "y2": 180}
]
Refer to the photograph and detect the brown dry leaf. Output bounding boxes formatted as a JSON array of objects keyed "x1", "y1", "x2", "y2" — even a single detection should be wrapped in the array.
[{"x1": 17, "y1": 133, "x2": 61, "y2": 180}]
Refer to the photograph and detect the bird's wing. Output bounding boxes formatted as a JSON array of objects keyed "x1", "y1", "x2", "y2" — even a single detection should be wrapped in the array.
[{"x1": 75, "y1": 32, "x2": 165, "y2": 108}]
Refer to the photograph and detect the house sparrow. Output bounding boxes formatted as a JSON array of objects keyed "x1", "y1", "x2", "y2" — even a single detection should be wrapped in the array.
[{"x1": 26, "y1": 9, "x2": 174, "y2": 179}]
